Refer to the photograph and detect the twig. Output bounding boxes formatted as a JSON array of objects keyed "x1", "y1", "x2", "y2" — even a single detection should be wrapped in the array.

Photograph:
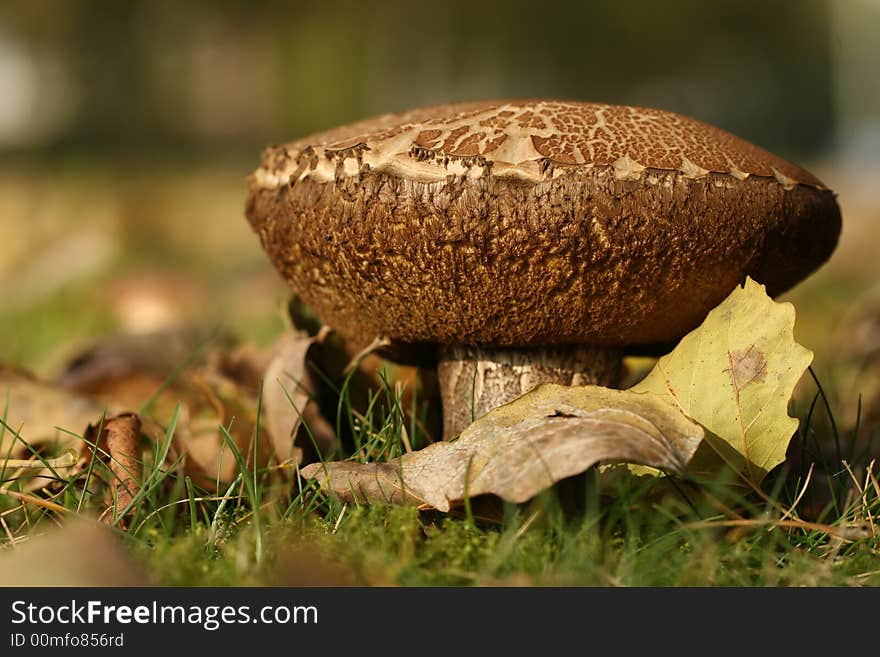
[
  {"x1": 0, "y1": 515, "x2": 16, "y2": 546},
  {"x1": 343, "y1": 336, "x2": 391, "y2": 374},
  {"x1": 1, "y1": 450, "x2": 78, "y2": 471},
  {"x1": 0, "y1": 488, "x2": 71, "y2": 515}
]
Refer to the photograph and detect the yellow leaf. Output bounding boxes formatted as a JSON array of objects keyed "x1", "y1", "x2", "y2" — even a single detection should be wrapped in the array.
[{"x1": 631, "y1": 277, "x2": 812, "y2": 484}]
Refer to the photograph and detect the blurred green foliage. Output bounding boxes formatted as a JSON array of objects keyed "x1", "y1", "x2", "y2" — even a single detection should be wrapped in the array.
[{"x1": 0, "y1": 0, "x2": 837, "y2": 158}]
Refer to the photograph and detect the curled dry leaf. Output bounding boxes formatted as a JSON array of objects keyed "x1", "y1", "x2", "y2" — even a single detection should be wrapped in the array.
[
  {"x1": 631, "y1": 277, "x2": 813, "y2": 484},
  {"x1": 262, "y1": 327, "x2": 395, "y2": 470},
  {"x1": 262, "y1": 331, "x2": 322, "y2": 466},
  {"x1": 302, "y1": 384, "x2": 703, "y2": 511},
  {"x1": 102, "y1": 414, "x2": 142, "y2": 519},
  {"x1": 80, "y1": 413, "x2": 143, "y2": 526}
]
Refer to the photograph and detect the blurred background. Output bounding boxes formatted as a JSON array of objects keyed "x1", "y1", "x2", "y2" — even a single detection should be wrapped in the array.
[{"x1": 0, "y1": 0, "x2": 878, "y2": 382}]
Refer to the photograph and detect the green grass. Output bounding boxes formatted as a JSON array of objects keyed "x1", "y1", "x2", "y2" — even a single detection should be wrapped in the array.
[{"x1": 2, "y1": 357, "x2": 878, "y2": 587}]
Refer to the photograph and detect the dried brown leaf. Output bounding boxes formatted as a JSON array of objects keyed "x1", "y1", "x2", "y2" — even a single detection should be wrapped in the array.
[
  {"x1": 0, "y1": 367, "x2": 107, "y2": 459},
  {"x1": 0, "y1": 518, "x2": 150, "y2": 586},
  {"x1": 56, "y1": 328, "x2": 233, "y2": 392},
  {"x1": 262, "y1": 331, "x2": 318, "y2": 466},
  {"x1": 103, "y1": 414, "x2": 142, "y2": 520},
  {"x1": 302, "y1": 384, "x2": 703, "y2": 511},
  {"x1": 0, "y1": 367, "x2": 110, "y2": 492},
  {"x1": 57, "y1": 328, "x2": 279, "y2": 487},
  {"x1": 81, "y1": 413, "x2": 142, "y2": 526},
  {"x1": 174, "y1": 367, "x2": 271, "y2": 486}
]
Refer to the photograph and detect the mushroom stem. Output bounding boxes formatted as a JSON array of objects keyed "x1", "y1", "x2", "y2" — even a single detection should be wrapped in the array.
[{"x1": 436, "y1": 344, "x2": 623, "y2": 439}]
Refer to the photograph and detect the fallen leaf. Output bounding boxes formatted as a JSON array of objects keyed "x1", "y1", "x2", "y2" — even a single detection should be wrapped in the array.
[
  {"x1": 0, "y1": 367, "x2": 110, "y2": 493},
  {"x1": 262, "y1": 331, "x2": 320, "y2": 466},
  {"x1": 178, "y1": 365, "x2": 271, "y2": 486},
  {"x1": 102, "y1": 415, "x2": 141, "y2": 513},
  {"x1": 302, "y1": 385, "x2": 703, "y2": 511},
  {"x1": 631, "y1": 277, "x2": 813, "y2": 484},
  {"x1": 56, "y1": 327, "x2": 233, "y2": 392},
  {"x1": 210, "y1": 343, "x2": 268, "y2": 392},
  {"x1": 262, "y1": 329, "x2": 393, "y2": 470},
  {"x1": 78, "y1": 413, "x2": 144, "y2": 526},
  {"x1": 0, "y1": 517, "x2": 150, "y2": 586},
  {"x1": 57, "y1": 329, "x2": 273, "y2": 488},
  {"x1": 0, "y1": 366, "x2": 106, "y2": 459}
]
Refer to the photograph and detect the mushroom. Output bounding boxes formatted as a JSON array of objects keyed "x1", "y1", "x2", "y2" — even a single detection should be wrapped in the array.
[{"x1": 246, "y1": 100, "x2": 841, "y2": 439}]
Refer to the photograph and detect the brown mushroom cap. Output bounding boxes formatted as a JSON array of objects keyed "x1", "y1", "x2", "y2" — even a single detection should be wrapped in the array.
[{"x1": 246, "y1": 99, "x2": 840, "y2": 348}]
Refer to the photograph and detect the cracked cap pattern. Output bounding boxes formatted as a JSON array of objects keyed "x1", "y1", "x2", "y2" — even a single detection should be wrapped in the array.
[{"x1": 252, "y1": 99, "x2": 824, "y2": 189}]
